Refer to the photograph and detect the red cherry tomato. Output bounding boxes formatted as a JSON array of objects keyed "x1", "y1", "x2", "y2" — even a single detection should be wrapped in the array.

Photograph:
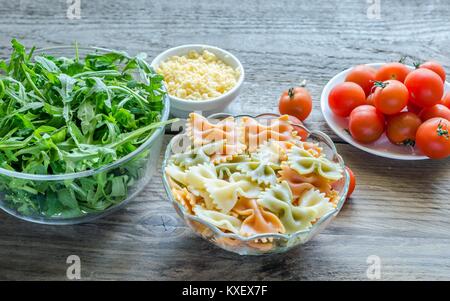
[
  {"x1": 328, "y1": 82, "x2": 366, "y2": 117},
  {"x1": 419, "y1": 61, "x2": 446, "y2": 83},
  {"x1": 345, "y1": 65, "x2": 377, "y2": 96},
  {"x1": 349, "y1": 105, "x2": 385, "y2": 143},
  {"x1": 278, "y1": 86, "x2": 312, "y2": 121},
  {"x1": 416, "y1": 118, "x2": 450, "y2": 159},
  {"x1": 375, "y1": 62, "x2": 410, "y2": 83},
  {"x1": 404, "y1": 68, "x2": 444, "y2": 107},
  {"x1": 345, "y1": 166, "x2": 356, "y2": 198},
  {"x1": 286, "y1": 115, "x2": 309, "y2": 141},
  {"x1": 386, "y1": 112, "x2": 422, "y2": 145},
  {"x1": 441, "y1": 93, "x2": 450, "y2": 109},
  {"x1": 419, "y1": 104, "x2": 450, "y2": 121},
  {"x1": 373, "y1": 80, "x2": 409, "y2": 115}
]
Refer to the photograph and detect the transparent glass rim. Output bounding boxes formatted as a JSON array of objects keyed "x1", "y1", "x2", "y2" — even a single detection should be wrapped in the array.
[
  {"x1": 0, "y1": 45, "x2": 170, "y2": 181},
  {"x1": 162, "y1": 113, "x2": 350, "y2": 242}
]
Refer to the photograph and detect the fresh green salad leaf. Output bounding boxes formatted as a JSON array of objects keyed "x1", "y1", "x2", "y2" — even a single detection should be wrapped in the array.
[{"x1": 0, "y1": 39, "x2": 175, "y2": 218}]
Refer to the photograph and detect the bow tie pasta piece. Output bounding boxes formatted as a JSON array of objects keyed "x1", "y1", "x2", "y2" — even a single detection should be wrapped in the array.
[
  {"x1": 193, "y1": 205, "x2": 242, "y2": 234},
  {"x1": 171, "y1": 139, "x2": 244, "y2": 167},
  {"x1": 171, "y1": 141, "x2": 222, "y2": 167},
  {"x1": 240, "y1": 115, "x2": 298, "y2": 152},
  {"x1": 209, "y1": 142, "x2": 246, "y2": 164},
  {"x1": 204, "y1": 173, "x2": 262, "y2": 214},
  {"x1": 251, "y1": 140, "x2": 285, "y2": 164},
  {"x1": 287, "y1": 146, "x2": 343, "y2": 181},
  {"x1": 187, "y1": 113, "x2": 238, "y2": 146},
  {"x1": 229, "y1": 173, "x2": 263, "y2": 198},
  {"x1": 278, "y1": 165, "x2": 332, "y2": 197},
  {"x1": 235, "y1": 141, "x2": 284, "y2": 185},
  {"x1": 215, "y1": 155, "x2": 251, "y2": 179},
  {"x1": 165, "y1": 163, "x2": 189, "y2": 186},
  {"x1": 233, "y1": 197, "x2": 285, "y2": 236},
  {"x1": 297, "y1": 188, "x2": 334, "y2": 219},
  {"x1": 185, "y1": 163, "x2": 218, "y2": 191},
  {"x1": 258, "y1": 181, "x2": 324, "y2": 233},
  {"x1": 172, "y1": 186, "x2": 198, "y2": 214},
  {"x1": 236, "y1": 161, "x2": 279, "y2": 186},
  {"x1": 186, "y1": 113, "x2": 246, "y2": 162},
  {"x1": 203, "y1": 178, "x2": 241, "y2": 213},
  {"x1": 317, "y1": 157, "x2": 344, "y2": 181}
]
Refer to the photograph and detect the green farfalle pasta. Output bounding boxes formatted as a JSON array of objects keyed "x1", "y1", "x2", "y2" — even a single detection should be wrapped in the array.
[
  {"x1": 258, "y1": 181, "x2": 333, "y2": 233},
  {"x1": 287, "y1": 146, "x2": 343, "y2": 181}
]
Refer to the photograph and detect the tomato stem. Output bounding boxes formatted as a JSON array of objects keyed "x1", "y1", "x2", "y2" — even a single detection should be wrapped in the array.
[
  {"x1": 413, "y1": 61, "x2": 422, "y2": 69},
  {"x1": 288, "y1": 88, "x2": 295, "y2": 99},
  {"x1": 373, "y1": 81, "x2": 388, "y2": 89},
  {"x1": 437, "y1": 120, "x2": 449, "y2": 139},
  {"x1": 398, "y1": 56, "x2": 407, "y2": 64},
  {"x1": 402, "y1": 139, "x2": 415, "y2": 147}
]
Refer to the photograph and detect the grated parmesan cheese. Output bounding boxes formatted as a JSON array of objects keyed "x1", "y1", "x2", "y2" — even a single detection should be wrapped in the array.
[{"x1": 157, "y1": 50, "x2": 240, "y2": 100}]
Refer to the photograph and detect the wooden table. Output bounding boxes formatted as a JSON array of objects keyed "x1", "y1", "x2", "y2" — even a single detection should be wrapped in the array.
[{"x1": 1, "y1": 0, "x2": 450, "y2": 281}]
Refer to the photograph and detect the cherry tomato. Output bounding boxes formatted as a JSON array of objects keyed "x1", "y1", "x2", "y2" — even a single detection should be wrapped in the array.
[
  {"x1": 419, "y1": 61, "x2": 446, "y2": 83},
  {"x1": 328, "y1": 82, "x2": 366, "y2": 117},
  {"x1": 345, "y1": 65, "x2": 377, "y2": 96},
  {"x1": 286, "y1": 115, "x2": 309, "y2": 141},
  {"x1": 349, "y1": 105, "x2": 385, "y2": 143},
  {"x1": 441, "y1": 93, "x2": 450, "y2": 109},
  {"x1": 407, "y1": 101, "x2": 423, "y2": 114},
  {"x1": 386, "y1": 112, "x2": 422, "y2": 145},
  {"x1": 416, "y1": 118, "x2": 450, "y2": 159},
  {"x1": 278, "y1": 86, "x2": 312, "y2": 121},
  {"x1": 375, "y1": 62, "x2": 410, "y2": 83},
  {"x1": 373, "y1": 80, "x2": 409, "y2": 115},
  {"x1": 345, "y1": 166, "x2": 356, "y2": 198},
  {"x1": 404, "y1": 68, "x2": 444, "y2": 107},
  {"x1": 366, "y1": 93, "x2": 375, "y2": 106},
  {"x1": 419, "y1": 104, "x2": 450, "y2": 121}
]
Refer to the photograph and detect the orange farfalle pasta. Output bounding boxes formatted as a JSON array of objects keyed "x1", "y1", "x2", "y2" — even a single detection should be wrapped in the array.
[
  {"x1": 241, "y1": 115, "x2": 297, "y2": 151},
  {"x1": 302, "y1": 141, "x2": 323, "y2": 158},
  {"x1": 187, "y1": 113, "x2": 245, "y2": 162},
  {"x1": 278, "y1": 165, "x2": 332, "y2": 198},
  {"x1": 187, "y1": 113, "x2": 238, "y2": 146},
  {"x1": 172, "y1": 186, "x2": 198, "y2": 214},
  {"x1": 233, "y1": 197, "x2": 285, "y2": 236}
]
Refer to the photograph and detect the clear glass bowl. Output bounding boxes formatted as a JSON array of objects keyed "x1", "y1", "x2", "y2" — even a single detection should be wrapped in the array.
[
  {"x1": 162, "y1": 113, "x2": 349, "y2": 255},
  {"x1": 0, "y1": 46, "x2": 170, "y2": 224}
]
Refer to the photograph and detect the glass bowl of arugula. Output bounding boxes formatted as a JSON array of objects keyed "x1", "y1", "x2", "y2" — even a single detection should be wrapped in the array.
[{"x1": 0, "y1": 40, "x2": 174, "y2": 224}]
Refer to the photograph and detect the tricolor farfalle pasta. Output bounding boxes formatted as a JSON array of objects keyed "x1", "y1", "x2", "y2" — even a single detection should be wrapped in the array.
[{"x1": 166, "y1": 113, "x2": 344, "y2": 237}]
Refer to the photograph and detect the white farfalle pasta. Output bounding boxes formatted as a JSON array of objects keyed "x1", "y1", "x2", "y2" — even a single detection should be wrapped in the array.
[
  {"x1": 193, "y1": 206, "x2": 242, "y2": 234},
  {"x1": 165, "y1": 114, "x2": 344, "y2": 238},
  {"x1": 204, "y1": 173, "x2": 262, "y2": 214}
]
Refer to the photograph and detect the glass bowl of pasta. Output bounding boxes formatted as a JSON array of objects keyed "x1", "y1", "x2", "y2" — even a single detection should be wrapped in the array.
[{"x1": 163, "y1": 112, "x2": 349, "y2": 255}]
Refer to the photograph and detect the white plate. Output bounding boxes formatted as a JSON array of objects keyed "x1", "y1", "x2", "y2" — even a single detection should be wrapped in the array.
[{"x1": 320, "y1": 62, "x2": 450, "y2": 160}]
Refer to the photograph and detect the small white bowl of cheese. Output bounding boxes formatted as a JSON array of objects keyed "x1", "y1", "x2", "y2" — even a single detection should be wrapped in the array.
[{"x1": 151, "y1": 44, "x2": 244, "y2": 118}]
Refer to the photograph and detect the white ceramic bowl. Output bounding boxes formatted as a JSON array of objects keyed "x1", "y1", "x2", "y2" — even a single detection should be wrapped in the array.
[
  {"x1": 320, "y1": 62, "x2": 450, "y2": 160},
  {"x1": 151, "y1": 44, "x2": 244, "y2": 118}
]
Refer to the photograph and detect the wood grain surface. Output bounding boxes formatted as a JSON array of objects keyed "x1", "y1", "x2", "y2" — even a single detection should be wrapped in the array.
[{"x1": 0, "y1": 0, "x2": 450, "y2": 281}]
